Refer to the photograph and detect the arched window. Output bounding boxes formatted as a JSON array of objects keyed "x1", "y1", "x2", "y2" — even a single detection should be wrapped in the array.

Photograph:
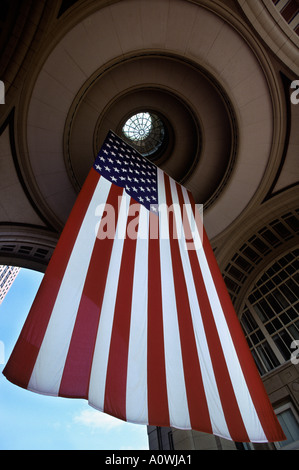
[{"x1": 240, "y1": 248, "x2": 299, "y2": 376}]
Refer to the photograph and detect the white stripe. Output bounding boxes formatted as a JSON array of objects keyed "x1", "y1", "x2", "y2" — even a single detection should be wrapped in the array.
[
  {"x1": 88, "y1": 191, "x2": 131, "y2": 410},
  {"x1": 157, "y1": 168, "x2": 191, "y2": 429},
  {"x1": 28, "y1": 176, "x2": 112, "y2": 395},
  {"x1": 126, "y1": 204, "x2": 149, "y2": 424},
  {"x1": 181, "y1": 188, "x2": 267, "y2": 442},
  {"x1": 169, "y1": 179, "x2": 231, "y2": 439}
]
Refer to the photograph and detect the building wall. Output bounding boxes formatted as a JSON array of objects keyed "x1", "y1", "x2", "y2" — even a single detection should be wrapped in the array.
[{"x1": 0, "y1": 265, "x2": 20, "y2": 305}]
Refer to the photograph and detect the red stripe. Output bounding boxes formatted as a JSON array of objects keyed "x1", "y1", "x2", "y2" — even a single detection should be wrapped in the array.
[
  {"x1": 3, "y1": 169, "x2": 101, "y2": 389},
  {"x1": 147, "y1": 211, "x2": 170, "y2": 427},
  {"x1": 164, "y1": 175, "x2": 212, "y2": 434},
  {"x1": 187, "y1": 191, "x2": 285, "y2": 442},
  {"x1": 103, "y1": 199, "x2": 140, "y2": 421},
  {"x1": 58, "y1": 185, "x2": 124, "y2": 399}
]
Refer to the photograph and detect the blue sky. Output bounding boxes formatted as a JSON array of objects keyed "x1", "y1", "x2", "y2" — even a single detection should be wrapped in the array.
[{"x1": 0, "y1": 268, "x2": 149, "y2": 450}]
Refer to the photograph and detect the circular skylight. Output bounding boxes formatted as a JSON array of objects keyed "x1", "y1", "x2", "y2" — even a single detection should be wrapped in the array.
[{"x1": 121, "y1": 112, "x2": 165, "y2": 158}]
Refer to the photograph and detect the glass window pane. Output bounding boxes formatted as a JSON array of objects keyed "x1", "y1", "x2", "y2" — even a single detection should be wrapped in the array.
[
  {"x1": 273, "y1": 333, "x2": 291, "y2": 360},
  {"x1": 266, "y1": 293, "x2": 283, "y2": 314},
  {"x1": 259, "y1": 299, "x2": 275, "y2": 320},
  {"x1": 241, "y1": 310, "x2": 258, "y2": 333},
  {"x1": 280, "y1": 329, "x2": 293, "y2": 348},
  {"x1": 280, "y1": 312, "x2": 291, "y2": 325},
  {"x1": 277, "y1": 409, "x2": 299, "y2": 447},
  {"x1": 288, "y1": 323, "x2": 299, "y2": 341},
  {"x1": 241, "y1": 316, "x2": 253, "y2": 335},
  {"x1": 256, "y1": 330, "x2": 265, "y2": 342},
  {"x1": 251, "y1": 349, "x2": 267, "y2": 375},
  {"x1": 272, "y1": 317, "x2": 283, "y2": 330},
  {"x1": 252, "y1": 303, "x2": 267, "y2": 322},
  {"x1": 265, "y1": 322, "x2": 275, "y2": 334},
  {"x1": 256, "y1": 342, "x2": 280, "y2": 371},
  {"x1": 250, "y1": 333, "x2": 259, "y2": 345},
  {"x1": 280, "y1": 284, "x2": 296, "y2": 303},
  {"x1": 286, "y1": 306, "x2": 298, "y2": 320},
  {"x1": 272, "y1": 289, "x2": 289, "y2": 309},
  {"x1": 256, "y1": 344, "x2": 273, "y2": 372},
  {"x1": 286, "y1": 278, "x2": 299, "y2": 297}
]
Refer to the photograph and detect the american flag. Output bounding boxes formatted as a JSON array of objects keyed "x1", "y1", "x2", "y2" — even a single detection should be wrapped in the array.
[
  {"x1": 94, "y1": 132, "x2": 158, "y2": 212},
  {"x1": 3, "y1": 131, "x2": 285, "y2": 443}
]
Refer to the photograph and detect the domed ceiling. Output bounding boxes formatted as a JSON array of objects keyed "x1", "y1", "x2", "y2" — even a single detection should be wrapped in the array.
[{"x1": 0, "y1": 0, "x2": 298, "y2": 273}]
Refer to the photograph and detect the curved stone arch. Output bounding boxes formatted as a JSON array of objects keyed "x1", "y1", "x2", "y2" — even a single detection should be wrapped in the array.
[
  {"x1": 236, "y1": 0, "x2": 299, "y2": 76},
  {"x1": 0, "y1": 227, "x2": 58, "y2": 273},
  {"x1": 15, "y1": 0, "x2": 284, "y2": 240}
]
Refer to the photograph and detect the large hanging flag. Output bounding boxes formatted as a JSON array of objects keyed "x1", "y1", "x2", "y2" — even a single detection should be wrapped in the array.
[{"x1": 3, "y1": 130, "x2": 285, "y2": 443}]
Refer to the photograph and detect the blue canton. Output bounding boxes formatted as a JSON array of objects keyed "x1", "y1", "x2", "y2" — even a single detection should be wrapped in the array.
[{"x1": 93, "y1": 130, "x2": 158, "y2": 212}]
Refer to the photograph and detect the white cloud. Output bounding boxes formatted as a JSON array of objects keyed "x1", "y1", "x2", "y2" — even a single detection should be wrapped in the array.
[
  {"x1": 73, "y1": 408, "x2": 126, "y2": 431},
  {"x1": 72, "y1": 407, "x2": 149, "y2": 449}
]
